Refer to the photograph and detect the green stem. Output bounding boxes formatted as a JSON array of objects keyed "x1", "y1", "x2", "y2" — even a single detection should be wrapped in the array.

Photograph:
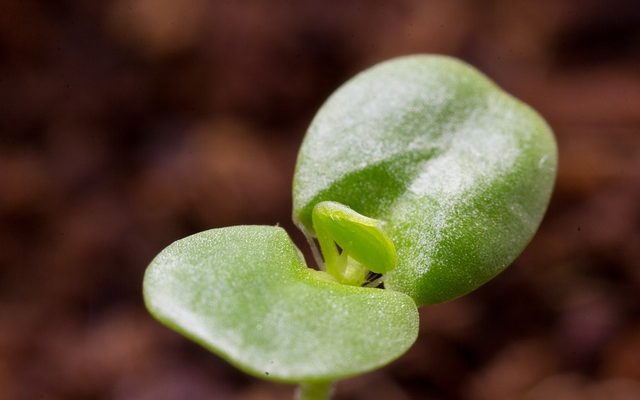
[
  {"x1": 296, "y1": 381, "x2": 334, "y2": 400},
  {"x1": 314, "y1": 218, "x2": 342, "y2": 275}
]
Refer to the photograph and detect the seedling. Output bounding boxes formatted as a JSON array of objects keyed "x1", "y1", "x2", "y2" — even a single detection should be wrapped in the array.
[{"x1": 143, "y1": 55, "x2": 557, "y2": 399}]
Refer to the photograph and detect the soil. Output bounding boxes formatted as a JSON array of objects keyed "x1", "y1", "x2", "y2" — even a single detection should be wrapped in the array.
[{"x1": 1, "y1": 1, "x2": 639, "y2": 399}]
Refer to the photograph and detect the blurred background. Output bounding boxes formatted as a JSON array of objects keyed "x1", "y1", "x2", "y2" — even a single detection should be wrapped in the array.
[{"x1": 1, "y1": 1, "x2": 639, "y2": 399}]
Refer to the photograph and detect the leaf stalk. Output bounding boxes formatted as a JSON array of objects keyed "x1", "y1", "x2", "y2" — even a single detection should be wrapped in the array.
[{"x1": 296, "y1": 381, "x2": 334, "y2": 400}]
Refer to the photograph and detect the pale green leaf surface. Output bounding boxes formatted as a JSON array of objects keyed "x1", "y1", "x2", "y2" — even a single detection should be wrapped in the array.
[
  {"x1": 312, "y1": 201, "x2": 396, "y2": 274},
  {"x1": 143, "y1": 225, "x2": 418, "y2": 382},
  {"x1": 293, "y1": 55, "x2": 557, "y2": 305}
]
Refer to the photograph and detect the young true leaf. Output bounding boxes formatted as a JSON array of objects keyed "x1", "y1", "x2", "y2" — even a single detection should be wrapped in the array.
[
  {"x1": 143, "y1": 225, "x2": 419, "y2": 383},
  {"x1": 293, "y1": 55, "x2": 557, "y2": 305},
  {"x1": 312, "y1": 201, "x2": 397, "y2": 285}
]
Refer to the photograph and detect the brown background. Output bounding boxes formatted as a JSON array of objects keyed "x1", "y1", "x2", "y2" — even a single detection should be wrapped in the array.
[{"x1": 1, "y1": 1, "x2": 640, "y2": 399}]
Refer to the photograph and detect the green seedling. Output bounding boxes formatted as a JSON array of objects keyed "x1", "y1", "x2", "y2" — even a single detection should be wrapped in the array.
[{"x1": 144, "y1": 55, "x2": 557, "y2": 399}]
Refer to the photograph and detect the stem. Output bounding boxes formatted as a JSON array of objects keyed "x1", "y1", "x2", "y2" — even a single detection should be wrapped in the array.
[
  {"x1": 314, "y1": 219, "x2": 342, "y2": 276},
  {"x1": 296, "y1": 381, "x2": 334, "y2": 400},
  {"x1": 312, "y1": 206, "x2": 365, "y2": 286}
]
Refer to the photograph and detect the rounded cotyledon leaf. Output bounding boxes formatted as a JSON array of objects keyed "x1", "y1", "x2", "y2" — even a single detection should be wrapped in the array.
[
  {"x1": 143, "y1": 225, "x2": 418, "y2": 382},
  {"x1": 293, "y1": 55, "x2": 557, "y2": 305}
]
